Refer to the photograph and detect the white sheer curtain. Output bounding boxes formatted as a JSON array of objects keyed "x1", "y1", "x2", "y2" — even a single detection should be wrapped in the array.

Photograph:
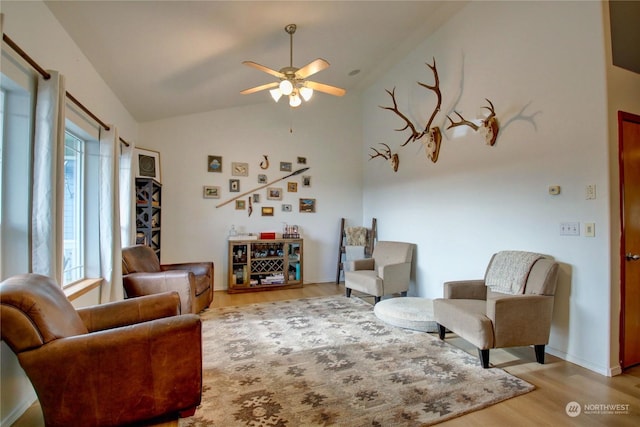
[
  {"x1": 119, "y1": 141, "x2": 136, "y2": 248},
  {"x1": 99, "y1": 126, "x2": 124, "y2": 303},
  {"x1": 32, "y1": 70, "x2": 65, "y2": 283}
]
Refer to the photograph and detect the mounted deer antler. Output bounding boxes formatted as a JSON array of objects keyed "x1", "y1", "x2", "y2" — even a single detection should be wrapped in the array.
[
  {"x1": 369, "y1": 143, "x2": 399, "y2": 172},
  {"x1": 379, "y1": 58, "x2": 443, "y2": 163},
  {"x1": 481, "y1": 99, "x2": 499, "y2": 146},
  {"x1": 446, "y1": 98, "x2": 500, "y2": 146}
]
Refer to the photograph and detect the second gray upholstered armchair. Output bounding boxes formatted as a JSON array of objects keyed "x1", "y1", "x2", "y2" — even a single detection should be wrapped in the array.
[
  {"x1": 344, "y1": 241, "x2": 414, "y2": 304},
  {"x1": 433, "y1": 251, "x2": 559, "y2": 368}
]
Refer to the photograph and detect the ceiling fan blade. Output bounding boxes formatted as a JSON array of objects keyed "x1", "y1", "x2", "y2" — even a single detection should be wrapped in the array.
[
  {"x1": 295, "y1": 58, "x2": 330, "y2": 79},
  {"x1": 306, "y1": 81, "x2": 346, "y2": 97},
  {"x1": 240, "y1": 81, "x2": 279, "y2": 95},
  {"x1": 242, "y1": 61, "x2": 284, "y2": 78}
]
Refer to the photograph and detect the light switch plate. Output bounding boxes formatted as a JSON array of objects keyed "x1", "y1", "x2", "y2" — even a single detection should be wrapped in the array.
[{"x1": 584, "y1": 222, "x2": 595, "y2": 237}]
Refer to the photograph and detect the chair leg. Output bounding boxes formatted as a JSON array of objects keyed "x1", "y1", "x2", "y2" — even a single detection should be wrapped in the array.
[
  {"x1": 534, "y1": 344, "x2": 546, "y2": 364},
  {"x1": 478, "y1": 349, "x2": 490, "y2": 368},
  {"x1": 437, "y1": 323, "x2": 446, "y2": 340},
  {"x1": 346, "y1": 288, "x2": 352, "y2": 298},
  {"x1": 374, "y1": 296, "x2": 381, "y2": 304}
]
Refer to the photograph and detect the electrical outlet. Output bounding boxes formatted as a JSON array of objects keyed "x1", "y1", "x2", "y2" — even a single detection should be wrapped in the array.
[
  {"x1": 560, "y1": 222, "x2": 580, "y2": 236},
  {"x1": 586, "y1": 184, "x2": 596, "y2": 200}
]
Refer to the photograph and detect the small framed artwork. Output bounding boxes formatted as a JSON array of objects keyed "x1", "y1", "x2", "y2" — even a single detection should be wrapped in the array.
[
  {"x1": 297, "y1": 156, "x2": 307, "y2": 165},
  {"x1": 282, "y1": 204, "x2": 292, "y2": 212},
  {"x1": 267, "y1": 187, "x2": 282, "y2": 200},
  {"x1": 280, "y1": 161, "x2": 292, "y2": 172},
  {"x1": 302, "y1": 175, "x2": 311, "y2": 187},
  {"x1": 262, "y1": 206, "x2": 274, "y2": 216},
  {"x1": 258, "y1": 174, "x2": 267, "y2": 184},
  {"x1": 208, "y1": 155, "x2": 222, "y2": 173},
  {"x1": 235, "y1": 200, "x2": 245, "y2": 210},
  {"x1": 232, "y1": 162, "x2": 249, "y2": 176},
  {"x1": 134, "y1": 148, "x2": 161, "y2": 182},
  {"x1": 229, "y1": 179, "x2": 240, "y2": 192},
  {"x1": 299, "y1": 198, "x2": 316, "y2": 213},
  {"x1": 287, "y1": 182, "x2": 297, "y2": 192},
  {"x1": 252, "y1": 194, "x2": 260, "y2": 203},
  {"x1": 203, "y1": 186, "x2": 220, "y2": 199}
]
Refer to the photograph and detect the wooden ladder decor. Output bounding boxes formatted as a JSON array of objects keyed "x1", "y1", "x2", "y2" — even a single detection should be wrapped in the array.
[{"x1": 335, "y1": 218, "x2": 377, "y2": 284}]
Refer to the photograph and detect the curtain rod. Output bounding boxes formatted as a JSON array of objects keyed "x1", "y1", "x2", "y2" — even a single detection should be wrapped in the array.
[{"x1": 2, "y1": 33, "x2": 131, "y2": 147}]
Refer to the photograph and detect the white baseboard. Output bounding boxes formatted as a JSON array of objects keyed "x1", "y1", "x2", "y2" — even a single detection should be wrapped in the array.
[
  {"x1": 1, "y1": 393, "x2": 37, "y2": 426},
  {"x1": 546, "y1": 346, "x2": 620, "y2": 377}
]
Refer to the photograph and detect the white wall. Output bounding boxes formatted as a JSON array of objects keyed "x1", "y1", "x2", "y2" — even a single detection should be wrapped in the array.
[
  {"x1": 0, "y1": 1, "x2": 138, "y2": 141},
  {"x1": 138, "y1": 94, "x2": 363, "y2": 289},
  {"x1": 362, "y1": 1, "x2": 615, "y2": 375}
]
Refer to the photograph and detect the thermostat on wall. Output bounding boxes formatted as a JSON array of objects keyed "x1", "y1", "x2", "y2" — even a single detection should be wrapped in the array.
[{"x1": 548, "y1": 185, "x2": 561, "y2": 195}]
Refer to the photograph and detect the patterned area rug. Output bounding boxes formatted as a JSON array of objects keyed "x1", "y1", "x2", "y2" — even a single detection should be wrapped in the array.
[{"x1": 180, "y1": 296, "x2": 534, "y2": 426}]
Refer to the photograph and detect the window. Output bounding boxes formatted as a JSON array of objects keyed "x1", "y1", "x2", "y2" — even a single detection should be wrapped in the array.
[
  {"x1": 63, "y1": 131, "x2": 85, "y2": 285},
  {"x1": 0, "y1": 61, "x2": 35, "y2": 280}
]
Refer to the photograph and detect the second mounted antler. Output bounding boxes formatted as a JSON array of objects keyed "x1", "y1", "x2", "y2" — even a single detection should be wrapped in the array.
[
  {"x1": 379, "y1": 58, "x2": 443, "y2": 163},
  {"x1": 369, "y1": 143, "x2": 399, "y2": 172},
  {"x1": 447, "y1": 98, "x2": 500, "y2": 146}
]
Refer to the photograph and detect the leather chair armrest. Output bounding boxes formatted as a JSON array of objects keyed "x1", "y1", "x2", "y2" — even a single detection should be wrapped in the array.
[
  {"x1": 123, "y1": 270, "x2": 195, "y2": 314},
  {"x1": 161, "y1": 262, "x2": 213, "y2": 278},
  {"x1": 443, "y1": 280, "x2": 487, "y2": 300},
  {"x1": 486, "y1": 294, "x2": 555, "y2": 347},
  {"x1": 19, "y1": 314, "x2": 202, "y2": 427},
  {"x1": 77, "y1": 292, "x2": 180, "y2": 332},
  {"x1": 352, "y1": 258, "x2": 375, "y2": 271}
]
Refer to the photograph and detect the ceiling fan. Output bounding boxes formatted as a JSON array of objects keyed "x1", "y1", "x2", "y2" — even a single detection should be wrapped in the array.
[{"x1": 241, "y1": 24, "x2": 346, "y2": 107}]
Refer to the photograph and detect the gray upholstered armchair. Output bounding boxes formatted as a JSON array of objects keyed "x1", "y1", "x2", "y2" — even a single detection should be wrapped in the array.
[
  {"x1": 433, "y1": 251, "x2": 559, "y2": 368},
  {"x1": 344, "y1": 241, "x2": 414, "y2": 304}
]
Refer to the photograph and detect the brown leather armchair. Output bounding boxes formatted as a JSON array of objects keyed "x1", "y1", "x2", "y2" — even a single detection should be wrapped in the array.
[
  {"x1": 0, "y1": 273, "x2": 202, "y2": 427},
  {"x1": 122, "y1": 244, "x2": 213, "y2": 314}
]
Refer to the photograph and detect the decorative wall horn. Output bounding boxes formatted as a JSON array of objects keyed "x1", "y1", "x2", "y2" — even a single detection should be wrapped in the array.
[
  {"x1": 379, "y1": 58, "x2": 442, "y2": 163},
  {"x1": 446, "y1": 98, "x2": 500, "y2": 146},
  {"x1": 369, "y1": 143, "x2": 399, "y2": 172}
]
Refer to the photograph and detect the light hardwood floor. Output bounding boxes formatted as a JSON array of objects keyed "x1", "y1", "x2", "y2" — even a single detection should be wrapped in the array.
[{"x1": 14, "y1": 283, "x2": 640, "y2": 426}]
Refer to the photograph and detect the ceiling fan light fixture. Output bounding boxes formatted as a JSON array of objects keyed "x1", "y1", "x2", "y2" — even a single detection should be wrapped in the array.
[
  {"x1": 289, "y1": 93, "x2": 302, "y2": 107},
  {"x1": 300, "y1": 86, "x2": 313, "y2": 101},
  {"x1": 270, "y1": 88, "x2": 283, "y2": 102},
  {"x1": 279, "y1": 79, "x2": 293, "y2": 95}
]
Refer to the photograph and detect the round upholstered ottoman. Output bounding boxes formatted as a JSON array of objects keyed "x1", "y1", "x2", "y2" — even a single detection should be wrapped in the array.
[{"x1": 374, "y1": 297, "x2": 438, "y2": 333}]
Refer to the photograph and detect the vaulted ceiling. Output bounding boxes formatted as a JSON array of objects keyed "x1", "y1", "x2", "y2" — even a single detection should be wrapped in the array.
[{"x1": 44, "y1": 1, "x2": 467, "y2": 122}]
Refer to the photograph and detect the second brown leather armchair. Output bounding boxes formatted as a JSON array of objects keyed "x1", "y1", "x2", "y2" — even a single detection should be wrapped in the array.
[{"x1": 122, "y1": 244, "x2": 214, "y2": 314}]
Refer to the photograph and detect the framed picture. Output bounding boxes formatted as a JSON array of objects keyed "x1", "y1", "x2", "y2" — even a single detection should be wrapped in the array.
[
  {"x1": 258, "y1": 174, "x2": 267, "y2": 184},
  {"x1": 232, "y1": 162, "x2": 249, "y2": 176},
  {"x1": 267, "y1": 187, "x2": 282, "y2": 200},
  {"x1": 261, "y1": 206, "x2": 274, "y2": 216},
  {"x1": 282, "y1": 204, "x2": 292, "y2": 212},
  {"x1": 299, "y1": 198, "x2": 316, "y2": 213},
  {"x1": 203, "y1": 186, "x2": 220, "y2": 199},
  {"x1": 134, "y1": 148, "x2": 161, "y2": 182},
  {"x1": 302, "y1": 175, "x2": 311, "y2": 187},
  {"x1": 208, "y1": 155, "x2": 222, "y2": 173},
  {"x1": 235, "y1": 200, "x2": 245, "y2": 210},
  {"x1": 297, "y1": 156, "x2": 307, "y2": 165},
  {"x1": 229, "y1": 179, "x2": 240, "y2": 192},
  {"x1": 280, "y1": 161, "x2": 292, "y2": 172},
  {"x1": 287, "y1": 182, "x2": 297, "y2": 192},
  {"x1": 252, "y1": 194, "x2": 260, "y2": 203}
]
